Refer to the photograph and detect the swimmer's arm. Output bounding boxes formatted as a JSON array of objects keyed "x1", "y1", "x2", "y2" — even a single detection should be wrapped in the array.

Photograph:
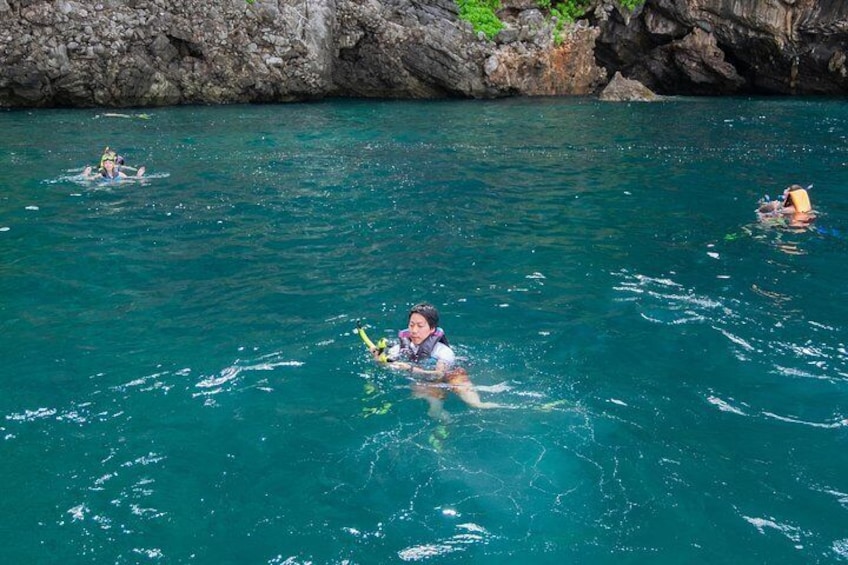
[
  {"x1": 369, "y1": 347, "x2": 389, "y2": 363},
  {"x1": 757, "y1": 201, "x2": 794, "y2": 217},
  {"x1": 387, "y1": 360, "x2": 448, "y2": 377},
  {"x1": 757, "y1": 200, "x2": 781, "y2": 214}
]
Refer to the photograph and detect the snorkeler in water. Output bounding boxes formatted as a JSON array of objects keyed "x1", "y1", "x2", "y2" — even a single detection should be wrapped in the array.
[
  {"x1": 81, "y1": 146, "x2": 145, "y2": 180},
  {"x1": 364, "y1": 303, "x2": 501, "y2": 419},
  {"x1": 82, "y1": 157, "x2": 145, "y2": 180},
  {"x1": 756, "y1": 184, "x2": 814, "y2": 227}
]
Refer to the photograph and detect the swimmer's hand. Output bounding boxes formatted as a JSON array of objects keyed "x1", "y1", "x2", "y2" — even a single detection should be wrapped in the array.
[
  {"x1": 368, "y1": 337, "x2": 389, "y2": 363},
  {"x1": 370, "y1": 348, "x2": 392, "y2": 365}
]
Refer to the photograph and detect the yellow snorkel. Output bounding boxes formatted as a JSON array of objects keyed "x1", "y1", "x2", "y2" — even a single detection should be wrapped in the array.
[{"x1": 356, "y1": 321, "x2": 389, "y2": 363}]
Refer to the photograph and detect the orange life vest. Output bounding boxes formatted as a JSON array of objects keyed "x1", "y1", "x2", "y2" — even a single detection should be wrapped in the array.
[{"x1": 786, "y1": 188, "x2": 811, "y2": 213}]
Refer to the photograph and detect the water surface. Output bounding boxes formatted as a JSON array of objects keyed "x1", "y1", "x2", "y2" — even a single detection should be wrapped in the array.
[{"x1": 2, "y1": 98, "x2": 847, "y2": 563}]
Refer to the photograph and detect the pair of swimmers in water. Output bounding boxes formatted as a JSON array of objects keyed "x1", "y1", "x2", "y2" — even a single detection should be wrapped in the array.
[
  {"x1": 756, "y1": 184, "x2": 814, "y2": 227},
  {"x1": 81, "y1": 147, "x2": 146, "y2": 181},
  {"x1": 363, "y1": 303, "x2": 502, "y2": 420}
]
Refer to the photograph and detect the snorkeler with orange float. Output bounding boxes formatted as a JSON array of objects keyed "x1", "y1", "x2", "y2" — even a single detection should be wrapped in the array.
[{"x1": 756, "y1": 184, "x2": 815, "y2": 227}]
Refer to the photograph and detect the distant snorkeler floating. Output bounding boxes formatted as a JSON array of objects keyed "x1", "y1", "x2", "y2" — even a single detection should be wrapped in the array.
[
  {"x1": 98, "y1": 112, "x2": 152, "y2": 120},
  {"x1": 356, "y1": 303, "x2": 503, "y2": 420},
  {"x1": 81, "y1": 146, "x2": 145, "y2": 181},
  {"x1": 756, "y1": 184, "x2": 815, "y2": 228}
]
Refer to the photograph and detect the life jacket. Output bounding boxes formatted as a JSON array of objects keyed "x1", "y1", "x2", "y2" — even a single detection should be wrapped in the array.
[
  {"x1": 785, "y1": 188, "x2": 811, "y2": 213},
  {"x1": 397, "y1": 328, "x2": 449, "y2": 362}
]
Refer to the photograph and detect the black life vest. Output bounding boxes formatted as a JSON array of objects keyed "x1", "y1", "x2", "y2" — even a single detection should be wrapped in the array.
[{"x1": 397, "y1": 328, "x2": 449, "y2": 362}]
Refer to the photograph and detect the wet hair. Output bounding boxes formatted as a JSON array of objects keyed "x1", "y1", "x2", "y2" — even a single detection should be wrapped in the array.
[{"x1": 408, "y1": 303, "x2": 439, "y2": 329}]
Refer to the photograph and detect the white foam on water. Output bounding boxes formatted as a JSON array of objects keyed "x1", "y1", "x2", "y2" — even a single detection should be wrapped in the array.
[
  {"x1": 5, "y1": 407, "x2": 57, "y2": 421},
  {"x1": 67, "y1": 504, "x2": 87, "y2": 522},
  {"x1": 706, "y1": 395, "x2": 746, "y2": 416},
  {"x1": 715, "y1": 328, "x2": 755, "y2": 351},
  {"x1": 833, "y1": 538, "x2": 848, "y2": 559},
  {"x1": 398, "y1": 543, "x2": 459, "y2": 561},
  {"x1": 761, "y1": 411, "x2": 848, "y2": 429},
  {"x1": 742, "y1": 514, "x2": 804, "y2": 545}
]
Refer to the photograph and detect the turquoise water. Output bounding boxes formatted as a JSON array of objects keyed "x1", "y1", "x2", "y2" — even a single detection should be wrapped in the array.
[{"x1": 2, "y1": 98, "x2": 848, "y2": 564}]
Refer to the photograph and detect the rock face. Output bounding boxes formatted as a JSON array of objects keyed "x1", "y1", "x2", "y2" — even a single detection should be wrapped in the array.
[
  {"x1": 595, "y1": 0, "x2": 848, "y2": 95},
  {"x1": 0, "y1": 0, "x2": 846, "y2": 107},
  {"x1": 0, "y1": 0, "x2": 605, "y2": 107},
  {"x1": 599, "y1": 70, "x2": 659, "y2": 101}
]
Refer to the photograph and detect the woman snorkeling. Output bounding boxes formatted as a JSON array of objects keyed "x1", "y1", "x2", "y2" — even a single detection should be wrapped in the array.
[{"x1": 367, "y1": 303, "x2": 501, "y2": 419}]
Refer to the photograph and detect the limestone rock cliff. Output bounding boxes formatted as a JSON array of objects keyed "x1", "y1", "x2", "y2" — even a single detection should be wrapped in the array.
[
  {"x1": 0, "y1": 0, "x2": 846, "y2": 107},
  {"x1": 0, "y1": 0, "x2": 604, "y2": 107}
]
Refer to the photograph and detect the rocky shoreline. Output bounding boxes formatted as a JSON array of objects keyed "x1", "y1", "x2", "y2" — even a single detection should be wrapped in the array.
[{"x1": 1, "y1": 0, "x2": 846, "y2": 108}]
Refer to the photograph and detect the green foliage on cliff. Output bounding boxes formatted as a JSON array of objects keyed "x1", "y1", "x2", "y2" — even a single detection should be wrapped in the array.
[
  {"x1": 455, "y1": 0, "x2": 645, "y2": 43},
  {"x1": 540, "y1": 0, "x2": 645, "y2": 19},
  {"x1": 538, "y1": 0, "x2": 591, "y2": 24},
  {"x1": 456, "y1": 0, "x2": 504, "y2": 40},
  {"x1": 541, "y1": 0, "x2": 645, "y2": 45}
]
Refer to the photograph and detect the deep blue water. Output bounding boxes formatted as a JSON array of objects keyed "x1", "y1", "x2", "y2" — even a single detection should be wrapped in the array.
[{"x1": 2, "y1": 98, "x2": 848, "y2": 564}]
